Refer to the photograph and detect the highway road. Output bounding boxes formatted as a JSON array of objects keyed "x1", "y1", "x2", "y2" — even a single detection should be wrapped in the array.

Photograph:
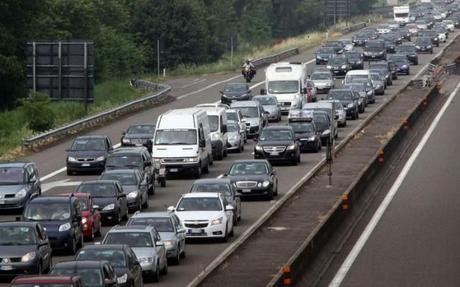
[
  {"x1": 327, "y1": 79, "x2": 460, "y2": 287},
  {"x1": 0, "y1": 28, "x2": 456, "y2": 286}
]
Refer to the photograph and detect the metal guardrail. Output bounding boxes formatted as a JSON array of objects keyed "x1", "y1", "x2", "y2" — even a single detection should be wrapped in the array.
[
  {"x1": 252, "y1": 48, "x2": 299, "y2": 68},
  {"x1": 22, "y1": 81, "x2": 171, "y2": 150},
  {"x1": 340, "y1": 22, "x2": 368, "y2": 33}
]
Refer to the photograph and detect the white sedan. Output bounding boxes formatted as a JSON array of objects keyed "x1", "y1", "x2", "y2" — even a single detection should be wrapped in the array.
[{"x1": 169, "y1": 192, "x2": 234, "y2": 241}]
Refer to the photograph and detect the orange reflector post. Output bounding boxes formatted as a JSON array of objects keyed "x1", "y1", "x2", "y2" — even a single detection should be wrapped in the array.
[
  {"x1": 378, "y1": 149, "x2": 384, "y2": 164},
  {"x1": 282, "y1": 265, "x2": 292, "y2": 286},
  {"x1": 341, "y1": 194, "x2": 349, "y2": 210}
]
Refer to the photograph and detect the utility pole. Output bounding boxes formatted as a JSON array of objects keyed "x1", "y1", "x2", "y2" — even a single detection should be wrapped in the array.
[
  {"x1": 157, "y1": 39, "x2": 160, "y2": 78},
  {"x1": 230, "y1": 36, "x2": 234, "y2": 69}
]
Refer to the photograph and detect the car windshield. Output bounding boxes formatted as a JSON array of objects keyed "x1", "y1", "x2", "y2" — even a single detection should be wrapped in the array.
[
  {"x1": 76, "y1": 183, "x2": 116, "y2": 197},
  {"x1": 324, "y1": 41, "x2": 342, "y2": 48},
  {"x1": 0, "y1": 226, "x2": 37, "y2": 245},
  {"x1": 259, "y1": 129, "x2": 293, "y2": 141},
  {"x1": 329, "y1": 90, "x2": 353, "y2": 100},
  {"x1": 354, "y1": 34, "x2": 367, "y2": 39},
  {"x1": 346, "y1": 53, "x2": 361, "y2": 60},
  {"x1": 416, "y1": 38, "x2": 431, "y2": 44},
  {"x1": 208, "y1": 115, "x2": 219, "y2": 132},
  {"x1": 51, "y1": 268, "x2": 102, "y2": 287},
  {"x1": 366, "y1": 41, "x2": 384, "y2": 49},
  {"x1": 24, "y1": 203, "x2": 71, "y2": 221},
  {"x1": 127, "y1": 125, "x2": 155, "y2": 134},
  {"x1": 70, "y1": 138, "x2": 106, "y2": 151},
  {"x1": 128, "y1": 217, "x2": 174, "y2": 232},
  {"x1": 389, "y1": 55, "x2": 407, "y2": 62},
  {"x1": 154, "y1": 129, "x2": 197, "y2": 145},
  {"x1": 371, "y1": 73, "x2": 383, "y2": 81},
  {"x1": 0, "y1": 167, "x2": 24, "y2": 184},
  {"x1": 311, "y1": 73, "x2": 331, "y2": 80},
  {"x1": 104, "y1": 232, "x2": 153, "y2": 247},
  {"x1": 229, "y1": 162, "x2": 269, "y2": 176},
  {"x1": 77, "y1": 249, "x2": 126, "y2": 267},
  {"x1": 226, "y1": 111, "x2": 238, "y2": 121},
  {"x1": 347, "y1": 75, "x2": 368, "y2": 82},
  {"x1": 268, "y1": 81, "x2": 299, "y2": 94},
  {"x1": 106, "y1": 155, "x2": 142, "y2": 168},
  {"x1": 397, "y1": 45, "x2": 415, "y2": 52},
  {"x1": 345, "y1": 84, "x2": 365, "y2": 92},
  {"x1": 191, "y1": 183, "x2": 232, "y2": 196},
  {"x1": 76, "y1": 199, "x2": 89, "y2": 211},
  {"x1": 289, "y1": 122, "x2": 315, "y2": 133},
  {"x1": 100, "y1": 173, "x2": 138, "y2": 185},
  {"x1": 224, "y1": 84, "x2": 246, "y2": 92},
  {"x1": 254, "y1": 97, "x2": 277, "y2": 105},
  {"x1": 176, "y1": 197, "x2": 222, "y2": 211},
  {"x1": 313, "y1": 114, "x2": 329, "y2": 130},
  {"x1": 227, "y1": 123, "x2": 239, "y2": 133},
  {"x1": 370, "y1": 64, "x2": 387, "y2": 70},
  {"x1": 329, "y1": 58, "x2": 346, "y2": 65},
  {"x1": 317, "y1": 47, "x2": 335, "y2": 54},
  {"x1": 235, "y1": 107, "x2": 258, "y2": 118}
]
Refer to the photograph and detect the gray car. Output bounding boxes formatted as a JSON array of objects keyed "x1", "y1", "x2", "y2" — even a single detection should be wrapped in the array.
[
  {"x1": 230, "y1": 101, "x2": 267, "y2": 138},
  {"x1": 127, "y1": 212, "x2": 186, "y2": 265},
  {"x1": 310, "y1": 71, "x2": 335, "y2": 94},
  {"x1": 226, "y1": 121, "x2": 244, "y2": 152},
  {"x1": 370, "y1": 72, "x2": 386, "y2": 95},
  {"x1": 321, "y1": 100, "x2": 347, "y2": 127},
  {"x1": 102, "y1": 225, "x2": 168, "y2": 282},
  {"x1": 252, "y1": 95, "x2": 282, "y2": 122},
  {"x1": 0, "y1": 162, "x2": 41, "y2": 212},
  {"x1": 226, "y1": 109, "x2": 247, "y2": 143}
]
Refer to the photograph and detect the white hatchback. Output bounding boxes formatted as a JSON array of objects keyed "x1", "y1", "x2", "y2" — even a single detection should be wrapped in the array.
[{"x1": 169, "y1": 192, "x2": 235, "y2": 241}]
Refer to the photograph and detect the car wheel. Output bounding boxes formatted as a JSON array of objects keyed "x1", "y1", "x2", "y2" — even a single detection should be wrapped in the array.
[
  {"x1": 222, "y1": 226, "x2": 229, "y2": 242},
  {"x1": 229, "y1": 226, "x2": 234, "y2": 237},
  {"x1": 223, "y1": 147, "x2": 228, "y2": 157},
  {"x1": 195, "y1": 165, "x2": 202, "y2": 179},
  {"x1": 78, "y1": 232, "x2": 84, "y2": 249},
  {"x1": 115, "y1": 209, "x2": 122, "y2": 224},
  {"x1": 203, "y1": 160, "x2": 210, "y2": 174},
  {"x1": 148, "y1": 184, "x2": 155, "y2": 195},
  {"x1": 37, "y1": 261, "x2": 43, "y2": 275},
  {"x1": 217, "y1": 149, "x2": 224, "y2": 160},
  {"x1": 274, "y1": 184, "x2": 279, "y2": 196},
  {"x1": 267, "y1": 190, "x2": 274, "y2": 200},
  {"x1": 152, "y1": 264, "x2": 160, "y2": 282},
  {"x1": 142, "y1": 196, "x2": 149, "y2": 208},
  {"x1": 68, "y1": 237, "x2": 77, "y2": 255},
  {"x1": 180, "y1": 249, "x2": 186, "y2": 258},
  {"x1": 95, "y1": 220, "x2": 102, "y2": 237},
  {"x1": 241, "y1": 142, "x2": 244, "y2": 152},
  {"x1": 318, "y1": 141, "x2": 322, "y2": 151},
  {"x1": 406, "y1": 70, "x2": 410, "y2": 75},
  {"x1": 66, "y1": 169, "x2": 73, "y2": 176},
  {"x1": 430, "y1": 49, "x2": 433, "y2": 54},
  {"x1": 161, "y1": 261, "x2": 168, "y2": 275},
  {"x1": 136, "y1": 199, "x2": 142, "y2": 212}
]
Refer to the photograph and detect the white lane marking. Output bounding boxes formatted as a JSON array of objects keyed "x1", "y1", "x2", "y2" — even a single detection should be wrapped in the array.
[
  {"x1": 180, "y1": 78, "x2": 207, "y2": 89},
  {"x1": 329, "y1": 81, "x2": 460, "y2": 287},
  {"x1": 305, "y1": 58, "x2": 315, "y2": 64},
  {"x1": 177, "y1": 75, "x2": 241, "y2": 100},
  {"x1": 250, "y1": 81, "x2": 265, "y2": 90},
  {"x1": 42, "y1": 179, "x2": 83, "y2": 193}
]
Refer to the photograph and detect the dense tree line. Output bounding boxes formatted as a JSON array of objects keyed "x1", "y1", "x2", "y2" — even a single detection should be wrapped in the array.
[{"x1": 0, "y1": 0, "x2": 376, "y2": 110}]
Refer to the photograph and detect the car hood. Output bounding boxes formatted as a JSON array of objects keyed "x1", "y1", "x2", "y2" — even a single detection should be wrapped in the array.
[
  {"x1": 0, "y1": 185, "x2": 26, "y2": 194},
  {"x1": 262, "y1": 105, "x2": 279, "y2": 113},
  {"x1": 30, "y1": 220, "x2": 69, "y2": 232},
  {"x1": 223, "y1": 91, "x2": 248, "y2": 97},
  {"x1": 316, "y1": 53, "x2": 333, "y2": 58},
  {"x1": 123, "y1": 134, "x2": 153, "y2": 140},
  {"x1": 294, "y1": 132, "x2": 316, "y2": 139},
  {"x1": 394, "y1": 61, "x2": 409, "y2": 67},
  {"x1": 227, "y1": 131, "x2": 240, "y2": 138},
  {"x1": 132, "y1": 247, "x2": 156, "y2": 258},
  {"x1": 227, "y1": 174, "x2": 269, "y2": 182},
  {"x1": 113, "y1": 266, "x2": 130, "y2": 277},
  {"x1": 268, "y1": 93, "x2": 299, "y2": 102},
  {"x1": 176, "y1": 211, "x2": 223, "y2": 221},
  {"x1": 92, "y1": 197, "x2": 116, "y2": 208},
  {"x1": 67, "y1": 150, "x2": 106, "y2": 159},
  {"x1": 153, "y1": 145, "x2": 200, "y2": 158},
  {"x1": 158, "y1": 232, "x2": 176, "y2": 241},
  {"x1": 365, "y1": 48, "x2": 384, "y2": 52},
  {"x1": 244, "y1": 117, "x2": 260, "y2": 127},
  {"x1": 122, "y1": 185, "x2": 139, "y2": 193},
  {"x1": 258, "y1": 140, "x2": 294, "y2": 146},
  {"x1": 335, "y1": 99, "x2": 353, "y2": 106},
  {"x1": 313, "y1": 80, "x2": 333, "y2": 86},
  {"x1": 0, "y1": 245, "x2": 37, "y2": 257}
]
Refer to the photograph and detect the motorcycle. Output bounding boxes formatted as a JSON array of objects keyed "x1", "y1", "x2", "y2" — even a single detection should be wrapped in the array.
[{"x1": 242, "y1": 66, "x2": 255, "y2": 83}]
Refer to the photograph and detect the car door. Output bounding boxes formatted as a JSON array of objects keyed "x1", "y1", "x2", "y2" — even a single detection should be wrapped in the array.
[
  {"x1": 36, "y1": 224, "x2": 52, "y2": 269},
  {"x1": 143, "y1": 150, "x2": 154, "y2": 186},
  {"x1": 127, "y1": 248, "x2": 142, "y2": 286},
  {"x1": 116, "y1": 183, "x2": 128, "y2": 216},
  {"x1": 72, "y1": 199, "x2": 83, "y2": 241},
  {"x1": 153, "y1": 231, "x2": 166, "y2": 269},
  {"x1": 172, "y1": 214, "x2": 186, "y2": 253}
]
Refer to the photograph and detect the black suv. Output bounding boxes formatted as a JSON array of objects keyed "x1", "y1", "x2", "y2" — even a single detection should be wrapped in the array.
[
  {"x1": 345, "y1": 51, "x2": 364, "y2": 69},
  {"x1": 121, "y1": 123, "x2": 156, "y2": 153},
  {"x1": 0, "y1": 162, "x2": 41, "y2": 211},
  {"x1": 363, "y1": 40, "x2": 387, "y2": 61},
  {"x1": 105, "y1": 147, "x2": 155, "y2": 195},
  {"x1": 254, "y1": 126, "x2": 300, "y2": 165},
  {"x1": 327, "y1": 56, "x2": 351, "y2": 76},
  {"x1": 23, "y1": 195, "x2": 84, "y2": 254},
  {"x1": 220, "y1": 83, "x2": 252, "y2": 104},
  {"x1": 66, "y1": 135, "x2": 113, "y2": 175},
  {"x1": 328, "y1": 89, "x2": 360, "y2": 120}
]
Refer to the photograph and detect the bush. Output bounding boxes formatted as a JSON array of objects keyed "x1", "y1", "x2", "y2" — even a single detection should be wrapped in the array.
[{"x1": 21, "y1": 92, "x2": 56, "y2": 132}]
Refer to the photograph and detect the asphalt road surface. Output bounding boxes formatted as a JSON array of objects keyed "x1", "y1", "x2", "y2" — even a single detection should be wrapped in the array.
[
  {"x1": 327, "y1": 80, "x2": 460, "y2": 287},
  {"x1": 0, "y1": 29, "x2": 456, "y2": 287}
]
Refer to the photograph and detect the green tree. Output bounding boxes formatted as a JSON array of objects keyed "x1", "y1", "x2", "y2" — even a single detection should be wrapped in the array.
[{"x1": 238, "y1": 0, "x2": 273, "y2": 46}]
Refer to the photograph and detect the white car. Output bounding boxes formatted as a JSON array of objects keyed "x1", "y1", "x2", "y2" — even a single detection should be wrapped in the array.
[
  {"x1": 339, "y1": 38, "x2": 354, "y2": 52},
  {"x1": 169, "y1": 192, "x2": 235, "y2": 241},
  {"x1": 377, "y1": 26, "x2": 391, "y2": 34},
  {"x1": 442, "y1": 20, "x2": 455, "y2": 32}
]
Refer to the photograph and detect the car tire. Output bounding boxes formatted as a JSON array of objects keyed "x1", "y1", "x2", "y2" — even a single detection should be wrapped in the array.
[
  {"x1": 180, "y1": 249, "x2": 186, "y2": 258},
  {"x1": 274, "y1": 184, "x2": 279, "y2": 196},
  {"x1": 203, "y1": 160, "x2": 210, "y2": 174},
  {"x1": 229, "y1": 226, "x2": 234, "y2": 237},
  {"x1": 356, "y1": 110, "x2": 359, "y2": 119},
  {"x1": 152, "y1": 265, "x2": 160, "y2": 282},
  {"x1": 195, "y1": 165, "x2": 202, "y2": 179},
  {"x1": 160, "y1": 178, "x2": 166, "y2": 187},
  {"x1": 430, "y1": 49, "x2": 433, "y2": 54},
  {"x1": 115, "y1": 209, "x2": 122, "y2": 224},
  {"x1": 95, "y1": 221, "x2": 102, "y2": 237},
  {"x1": 223, "y1": 147, "x2": 228, "y2": 157},
  {"x1": 78, "y1": 233, "x2": 84, "y2": 249},
  {"x1": 161, "y1": 261, "x2": 168, "y2": 275},
  {"x1": 135, "y1": 199, "x2": 142, "y2": 212},
  {"x1": 66, "y1": 169, "x2": 73, "y2": 176},
  {"x1": 142, "y1": 197, "x2": 149, "y2": 209},
  {"x1": 37, "y1": 261, "x2": 43, "y2": 275},
  {"x1": 267, "y1": 190, "x2": 274, "y2": 200},
  {"x1": 222, "y1": 226, "x2": 229, "y2": 242},
  {"x1": 148, "y1": 184, "x2": 155, "y2": 196},
  {"x1": 68, "y1": 237, "x2": 77, "y2": 255},
  {"x1": 217, "y1": 149, "x2": 224, "y2": 160},
  {"x1": 172, "y1": 251, "x2": 181, "y2": 265},
  {"x1": 406, "y1": 70, "x2": 410, "y2": 75}
]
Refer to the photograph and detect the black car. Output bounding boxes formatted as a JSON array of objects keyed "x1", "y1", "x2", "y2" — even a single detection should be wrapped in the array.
[
  {"x1": 288, "y1": 117, "x2": 321, "y2": 152},
  {"x1": 327, "y1": 56, "x2": 351, "y2": 76},
  {"x1": 381, "y1": 36, "x2": 397, "y2": 54},
  {"x1": 315, "y1": 47, "x2": 336, "y2": 64},
  {"x1": 121, "y1": 123, "x2": 155, "y2": 152},
  {"x1": 75, "y1": 180, "x2": 129, "y2": 224},
  {"x1": 0, "y1": 162, "x2": 41, "y2": 212},
  {"x1": 327, "y1": 89, "x2": 360, "y2": 120},
  {"x1": 388, "y1": 54, "x2": 411, "y2": 75},
  {"x1": 312, "y1": 111, "x2": 335, "y2": 145},
  {"x1": 66, "y1": 135, "x2": 113, "y2": 175},
  {"x1": 396, "y1": 44, "x2": 419, "y2": 65},
  {"x1": 369, "y1": 61, "x2": 397, "y2": 83},
  {"x1": 99, "y1": 169, "x2": 149, "y2": 212},
  {"x1": 224, "y1": 160, "x2": 278, "y2": 200},
  {"x1": 352, "y1": 33, "x2": 369, "y2": 46},
  {"x1": 76, "y1": 244, "x2": 143, "y2": 287},
  {"x1": 417, "y1": 30, "x2": 439, "y2": 46},
  {"x1": 345, "y1": 51, "x2": 364, "y2": 69},
  {"x1": 343, "y1": 82, "x2": 373, "y2": 109},
  {"x1": 324, "y1": 41, "x2": 345, "y2": 54},
  {"x1": 415, "y1": 37, "x2": 434, "y2": 53},
  {"x1": 363, "y1": 40, "x2": 387, "y2": 61},
  {"x1": 396, "y1": 27, "x2": 412, "y2": 41},
  {"x1": 23, "y1": 196, "x2": 84, "y2": 254},
  {"x1": 0, "y1": 222, "x2": 52, "y2": 276},
  {"x1": 105, "y1": 147, "x2": 155, "y2": 195},
  {"x1": 254, "y1": 126, "x2": 300, "y2": 165},
  {"x1": 220, "y1": 83, "x2": 252, "y2": 104},
  {"x1": 50, "y1": 260, "x2": 118, "y2": 287}
]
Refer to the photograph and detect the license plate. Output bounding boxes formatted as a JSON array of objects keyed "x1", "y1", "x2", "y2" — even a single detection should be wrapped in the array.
[
  {"x1": 190, "y1": 229, "x2": 202, "y2": 234},
  {"x1": 169, "y1": 168, "x2": 178, "y2": 172},
  {"x1": 242, "y1": 189, "x2": 251, "y2": 193},
  {"x1": 0, "y1": 266, "x2": 12, "y2": 271},
  {"x1": 270, "y1": 152, "x2": 279, "y2": 156},
  {"x1": 81, "y1": 163, "x2": 90, "y2": 167}
]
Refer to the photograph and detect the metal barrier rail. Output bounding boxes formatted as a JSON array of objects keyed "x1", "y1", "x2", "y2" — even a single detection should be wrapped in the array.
[{"x1": 252, "y1": 48, "x2": 299, "y2": 68}]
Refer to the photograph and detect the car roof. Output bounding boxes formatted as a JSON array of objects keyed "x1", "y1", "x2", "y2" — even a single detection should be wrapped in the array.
[
  {"x1": 30, "y1": 196, "x2": 72, "y2": 203},
  {"x1": 131, "y1": 211, "x2": 171, "y2": 218},
  {"x1": 12, "y1": 275, "x2": 77, "y2": 284},
  {"x1": 232, "y1": 159, "x2": 269, "y2": 165},
  {"x1": 192, "y1": 178, "x2": 232, "y2": 185},
  {"x1": 58, "y1": 192, "x2": 91, "y2": 199},
  {"x1": 182, "y1": 192, "x2": 220, "y2": 198},
  {"x1": 109, "y1": 225, "x2": 155, "y2": 232},
  {"x1": 262, "y1": 125, "x2": 293, "y2": 131},
  {"x1": 0, "y1": 221, "x2": 38, "y2": 228},
  {"x1": 79, "y1": 244, "x2": 127, "y2": 251},
  {"x1": 102, "y1": 169, "x2": 138, "y2": 175},
  {"x1": 79, "y1": 180, "x2": 118, "y2": 185},
  {"x1": 230, "y1": 100, "x2": 259, "y2": 107},
  {"x1": 54, "y1": 260, "x2": 107, "y2": 269},
  {"x1": 111, "y1": 147, "x2": 146, "y2": 155},
  {"x1": 128, "y1": 123, "x2": 155, "y2": 127},
  {"x1": 74, "y1": 135, "x2": 107, "y2": 140},
  {"x1": 0, "y1": 161, "x2": 31, "y2": 168}
]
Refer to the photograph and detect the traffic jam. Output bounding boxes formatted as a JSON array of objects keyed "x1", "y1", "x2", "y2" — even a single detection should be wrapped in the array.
[{"x1": 1, "y1": 1, "x2": 459, "y2": 286}]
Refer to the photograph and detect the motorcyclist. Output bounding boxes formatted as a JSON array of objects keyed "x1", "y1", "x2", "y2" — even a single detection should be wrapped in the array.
[{"x1": 242, "y1": 59, "x2": 256, "y2": 81}]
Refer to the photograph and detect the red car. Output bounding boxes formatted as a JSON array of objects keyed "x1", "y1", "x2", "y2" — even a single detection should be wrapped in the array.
[
  {"x1": 59, "y1": 192, "x2": 102, "y2": 241},
  {"x1": 10, "y1": 275, "x2": 83, "y2": 287}
]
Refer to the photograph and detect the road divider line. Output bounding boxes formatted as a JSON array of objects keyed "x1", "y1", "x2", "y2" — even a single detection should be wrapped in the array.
[
  {"x1": 329, "y1": 80, "x2": 460, "y2": 287},
  {"x1": 177, "y1": 75, "x2": 241, "y2": 100},
  {"x1": 180, "y1": 78, "x2": 207, "y2": 89}
]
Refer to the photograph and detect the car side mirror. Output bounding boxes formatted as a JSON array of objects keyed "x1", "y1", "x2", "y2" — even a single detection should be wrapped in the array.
[
  {"x1": 144, "y1": 161, "x2": 152, "y2": 167},
  {"x1": 104, "y1": 279, "x2": 116, "y2": 287},
  {"x1": 167, "y1": 206, "x2": 175, "y2": 212},
  {"x1": 177, "y1": 228, "x2": 186, "y2": 234},
  {"x1": 156, "y1": 241, "x2": 165, "y2": 247},
  {"x1": 134, "y1": 260, "x2": 140, "y2": 266},
  {"x1": 271, "y1": 170, "x2": 277, "y2": 175},
  {"x1": 260, "y1": 89, "x2": 267, "y2": 95},
  {"x1": 199, "y1": 139, "x2": 206, "y2": 148},
  {"x1": 241, "y1": 118, "x2": 247, "y2": 123},
  {"x1": 264, "y1": 111, "x2": 269, "y2": 115},
  {"x1": 225, "y1": 204, "x2": 235, "y2": 211},
  {"x1": 335, "y1": 115, "x2": 339, "y2": 120},
  {"x1": 29, "y1": 176, "x2": 37, "y2": 183}
]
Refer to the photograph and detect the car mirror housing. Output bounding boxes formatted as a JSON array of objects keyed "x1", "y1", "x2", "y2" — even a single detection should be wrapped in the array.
[
  {"x1": 225, "y1": 204, "x2": 235, "y2": 211},
  {"x1": 167, "y1": 206, "x2": 176, "y2": 212}
]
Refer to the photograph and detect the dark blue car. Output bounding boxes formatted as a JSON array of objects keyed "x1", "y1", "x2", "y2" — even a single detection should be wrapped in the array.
[
  {"x1": 22, "y1": 195, "x2": 84, "y2": 254},
  {"x1": 388, "y1": 54, "x2": 411, "y2": 75}
]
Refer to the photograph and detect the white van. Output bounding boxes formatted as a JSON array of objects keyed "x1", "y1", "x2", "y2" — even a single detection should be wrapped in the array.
[
  {"x1": 344, "y1": 70, "x2": 372, "y2": 85},
  {"x1": 153, "y1": 108, "x2": 212, "y2": 178},
  {"x1": 198, "y1": 107, "x2": 229, "y2": 160},
  {"x1": 262, "y1": 62, "x2": 309, "y2": 114}
]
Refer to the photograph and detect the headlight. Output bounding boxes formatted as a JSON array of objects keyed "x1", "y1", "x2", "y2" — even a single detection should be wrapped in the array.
[
  {"x1": 138, "y1": 257, "x2": 154, "y2": 263},
  {"x1": 316, "y1": 55, "x2": 321, "y2": 59},
  {"x1": 95, "y1": 156, "x2": 105, "y2": 162},
  {"x1": 127, "y1": 191, "x2": 139, "y2": 199},
  {"x1": 122, "y1": 138, "x2": 130, "y2": 144},
  {"x1": 401, "y1": 65, "x2": 408, "y2": 68},
  {"x1": 81, "y1": 217, "x2": 87, "y2": 224},
  {"x1": 164, "y1": 240, "x2": 174, "y2": 249},
  {"x1": 103, "y1": 203, "x2": 115, "y2": 211},
  {"x1": 367, "y1": 90, "x2": 373, "y2": 95},
  {"x1": 416, "y1": 45, "x2": 421, "y2": 49},
  {"x1": 255, "y1": 145, "x2": 263, "y2": 151},
  {"x1": 67, "y1": 156, "x2": 77, "y2": 162},
  {"x1": 427, "y1": 45, "x2": 432, "y2": 48},
  {"x1": 58, "y1": 222, "x2": 71, "y2": 232},
  {"x1": 322, "y1": 129, "x2": 331, "y2": 135},
  {"x1": 434, "y1": 37, "x2": 438, "y2": 41},
  {"x1": 364, "y1": 51, "x2": 370, "y2": 55},
  {"x1": 211, "y1": 217, "x2": 223, "y2": 225},
  {"x1": 341, "y1": 65, "x2": 347, "y2": 69},
  {"x1": 211, "y1": 133, "x2": 221, "y2": 141},
  {"x1": 185, "y1": 157, "x2": 199, "y2": 162},
  {"x1": 229, "y1": 135, "x2": 238, "y2": 141},
  {"x1": 262, "y1": 180, "x2": 271, "y2": 187},
  {"x1": 356, "y1": 60, "x2": 362, "y2": 64},
  {"x1": 376, "y1": 84, "x2": 382, "y2": 89},
  {"x1": 308, "y1": 136, "x2": 316, "y2": 141},
  {"x1": 287, "y1": 144, "x2": 296, "y2": 150},
  {"x1": 347, "y1": 103, "x2": 354, "y2": 108},
  {"x1": 15, "y1": 188, "x2": 27, "y2": 198},
  {"x1": 378, "y1": 51, "x2": 384, "y2": 55},
  {"x1": 21, "y1": 252, "x2": 36, "y2": 263},
  {"x1": 327, "y1": 65, "x2": 332, "y2": 69},
  {"x1": 117, "y1": 274, "x2": 128, "y2": 284}
]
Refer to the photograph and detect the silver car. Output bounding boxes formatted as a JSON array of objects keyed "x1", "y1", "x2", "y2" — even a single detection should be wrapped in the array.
[
  {"x1": 230, "y1": 101, "x2": 266, "y2": 138},
  {"x1": 127, "y1": 212, "x2": 186, "y2": 265},
  {"x1": 310, "y1": 71, "x2": 335, "y2": 94},
  {"x1": 339, "y1": 38, "x2": 354, "y2": 52},
  {"x1": 252, "y1": 95, "x2": 282, "y2": 122},
  {"x1": 370, "y1": 72, "x2": 386, "y2": 95},
  {"x1": 102, "y1": 225, "x2": 168, "y2": 282},
  {"x1": 226, "y1": 109, "x2": 247, "y2": 143},
  {"x1": 321, "y1": 99, "x2": 347, "y2": 127},
  {"x1": 226, "y1": 121, "x2": 244, "y2": 152}
]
